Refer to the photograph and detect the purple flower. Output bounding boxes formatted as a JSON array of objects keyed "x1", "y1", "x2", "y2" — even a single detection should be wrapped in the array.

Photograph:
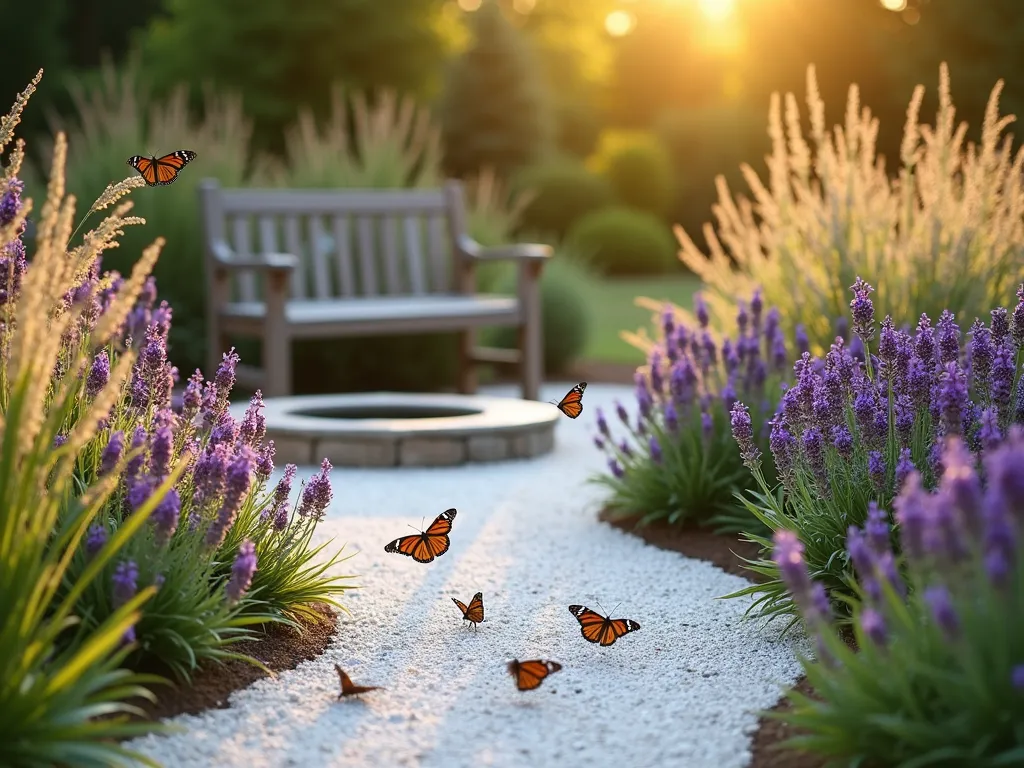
[
  {"x1": 831, "y1": 425, "x2": 854, "y2": 460},
  {"x1": 894, "y1": 471, "x2": 929, "y2": 560},
  {"x1": 1012, "y1": 665, "x2": 1024, "y2": 691},
  {"x1": 239, "y1": 391, "x2": 267, "y2": 448},
  {"x1": 206, "y1": 447, "x2": 254, "y2": 548},
  {"x1": 99, "y1": 431, "x2": 125, "y2": 476},
  {"x1": 850, "y1": 277, "x2": 875, "y2": 340},
  {"x1": 209, "y1": 414, "x2": 239, "y2": 447},
  {"x1": 0, "y1": 177, "x2": 24, "y2": 226},
  {"x1": 1012, "y1": 285, "x2": 1024, "y2": 349},
  {"x1": 802, "y1": 427, "x2": 827, "y2": 486},
  {"x1": 125, "y1": 426, "x2": 147, "y2": 477},
  {"x1": 619, "y1": 439, "x2": 633, "y2": 458},
  {"x1": 149, "y1": 424, "x2": 174, "y2": 479},
  {"x1": 990, "y1": 343, "x2": 1014, "y2": 412},
  {"x1": 85, "y1": 524, "x2": 107, "y2": 558},
  {"x1": 773, "y1": 530, "x2": 830, "y2": 624},
  {"x1": 978, "y1": 407, "x2": 1002, "y2": 451},
  {"x1": 730, "y1": 402, "x2": 760, "y2": 466},
  {"x1": 968, "y1": 319, "x2": 993, "y2": 389},
  {"x1": 596, "y1": 408, "x2": 610, "y2": 437},
  {"x1": 255, "y1": 440, "x2": 275, "y2": 478},
  {"x1": 274, "y1": 464, "x2": 297, "y2": 507},
  {"x1": 936, "y1": 362, "x2": 968, "y2": 436},
  {"x1": 905, "y1": 356, "x2": 931, "y2": 410},
  {"x1": 182, "y1": 369, "x2": 203, "y2": 415},
  {"x1": 936, "y1": 310, "x2": 960, "y2": 365},
  {"x1": 664, "y1": 401, "x2": 679, "y2": 434},
  {"x1": 721, "y1": 376, "x2": 737, "y2": 413},
  {"x1": 914, "y1": 315, "x2": 936, "y2": 363},
  {"x1": 192, "y1": 443, "x2": 230, "y2": 509},
  {"x1": 895, "y1": 448, "x2": 915, "y2": 489},
  {"x1": 593, "y1": 435, "x2": 605, "y2": 451},
  {"x1": 750, "y1": 289, "x2": 763, "y2": 328},
  {"x1": 86, "y1": 351, "x2": 110, "y2": 399},
  {"x1": 661, "y1": 305, "x2": 675, "y2": 339},
  {"x1": 736, "y1": 302, "x2": 749, "y2": 334},
  {"x1": 701, "y1": 411, "x2": 713, "y2": 437},
  {"x1": 298, "y1": 458, "x2": 333, "y2": 520},
  {"x1": 701, "y1": 330, "x2": 718, "y2": 367},
  {"x1": 795, "y1": 324, "x2": 809, "y2": 357},
  {"x1": 868, "y1": 451, "x2": 886, "y2": 493},
  {"x1": 860, "y1": 608, "x2": 886, "y2": 647},
  {"x1": 226, "y1": 540, "x2": 258, "y2": 603},
  {"x1": 649, "y1": 350, "x2": 664, "y2": 395},
  {"x1": 924, "y1": 586, "x2": 959, "y2": 640},
  {"x1": 648, "y1": 435, "x2": 662, "y2": 464},
  {"x1": 112, "y1": 560, "x2": 139, "y2": 608},
  {"x1": 608, "y1": 458, "x2": 624, "y2": 479},
  {"x1": 878, "y1": 316, "x2": 898, "y2": 367},
  {"x1": 985, "y1": 436, "x2": 1024, "y2": 526},
  {"x1": 152, "y1": 488, "x2": 181, "y2": 544},
  {"x1": 770, "y1": 420, "x2": 797, "y2": 478},
  {"x1": 615, "y1": 400, "x2": 629, "y2": 425},
  {"x1": 694, "y1": 293, "x2": 710, "y2": 328},
  {"x1": 894, "y1": 395, "x2": 915, "y2": 445},
  {"x1": 990, "y1": 306, "x2": 1010, "y2": 346}
]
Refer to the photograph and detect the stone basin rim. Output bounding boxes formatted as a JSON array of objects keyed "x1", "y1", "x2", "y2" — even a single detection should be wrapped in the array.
[{"x1": 231, "y1": 392, "x2": 561, "y2": 440}]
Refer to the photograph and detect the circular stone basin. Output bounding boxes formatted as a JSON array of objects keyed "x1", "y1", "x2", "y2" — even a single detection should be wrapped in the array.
[{"x1": 230, "y1": 392, "x2": 560, "y2": 468}]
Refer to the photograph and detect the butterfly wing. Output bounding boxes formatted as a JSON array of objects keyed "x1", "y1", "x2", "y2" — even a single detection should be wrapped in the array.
[
  {"x1": 452, "y1": 597, "x2": 469, "y2": 617},
  {"x1": 568, "y1": 604, "x2": 611, "y2": 644},
  {"x1": 127, "y1": 156, "x2": 157, "y2": 186},
  {"x1": 152, "y1": 150, "x2": 196, "y2": 185},
  {"x1": 508, "y1": 659, "x2": 562, "y2": 691},
  {"x1": 556, "y1": 382, "x2": 587, "y2": 419},
  {"x1": 465, "y1": 592, "x2": 484, "y2": 623},
  {"x1": 604, "y1": 617, "x2": 641, "y2": 645},
  {"x1": 384, "y1": 533, "x2": 434, "y2": 563},
  {"x1": 335, "y1": 664, "x2": 381, "y2": 697},
  {"x1": 385, "y1": 509, "x2": 456, "y2": 563}
]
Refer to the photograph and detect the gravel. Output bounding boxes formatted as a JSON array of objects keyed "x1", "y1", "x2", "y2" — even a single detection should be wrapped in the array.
[{"x1": 130, "y1": 383, "x2": 806, "y2": 768}]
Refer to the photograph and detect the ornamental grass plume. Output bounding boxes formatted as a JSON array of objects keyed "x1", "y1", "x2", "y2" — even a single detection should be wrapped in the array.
[
  {"x1": 593, "y1": 291, "x2": 792, "y2": 531},
  {"x1": 772, "y1": 433, "x2": 1024, "y2": 766},
  {"x1": 730, "y1": 277, "x2": 1024, "y2": 624},
  {"x1": 663, "y1": 62, "x2": 1024, "y2": 356}
]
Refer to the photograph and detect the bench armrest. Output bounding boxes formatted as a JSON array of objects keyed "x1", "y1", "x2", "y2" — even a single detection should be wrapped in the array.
[
  {"x1": 211, "y1": 240, "x2": 298, "y2": 274},
  {"x1": 456, "y1": 235, "x2": 552, "y2": 263}
]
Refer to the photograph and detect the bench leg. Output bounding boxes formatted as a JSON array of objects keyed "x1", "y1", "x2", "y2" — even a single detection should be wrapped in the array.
[
  {"x1": 518, "y1": 262, "x2": 543, "y2": 401},
  {"x1": 263, "y1": 328, "x2": 291, "y2": 398},
  {"x1": 457, "y1": 329, "x2": 478, "y2": 395}
]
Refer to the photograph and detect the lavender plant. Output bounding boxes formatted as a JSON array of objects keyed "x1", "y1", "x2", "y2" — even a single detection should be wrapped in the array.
[
  {"x1": 729, "y1": 277, "x2": 1024, "y2": 624},
  {"x1": 771, "y1": 434, "x2": 1024, "y2": 766},
  {"x1": 592, "y1": 291, "x2": 792, "y2": 531}
]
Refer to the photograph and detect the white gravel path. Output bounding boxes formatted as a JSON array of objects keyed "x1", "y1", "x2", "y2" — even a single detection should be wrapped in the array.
[{"x1": 130, "y1": 383, "x2": 806, "y2": 768}]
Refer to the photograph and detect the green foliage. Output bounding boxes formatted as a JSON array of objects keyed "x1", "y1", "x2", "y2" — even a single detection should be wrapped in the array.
[
  {"x1": 481, "y1": 250, "x2": 593, "y2": 375},
  {"x1": 439, "y1": 0, "x2": 553, "y2": 178},
  {"x1": 511, "y1": 158, "x2": 615, "y2": 240},
  {"x1": 592, "y1": 293, "x2": 786, "y2": 530},
  {"x1": 587, "y1": 131, "x2": 675, "y2": 220},
  {"x1": 567, "y1": 206, "x2": 678, "y2": 276},
  {"x1": 772, "y1": 436, "x2": 1024, "y2": 766},
  {"x1": 678, "y1": 63, "x2": 1024, "y2": 355},
  {"x1": 141, "y1": 0, "x2": 453, "y2": 150}
]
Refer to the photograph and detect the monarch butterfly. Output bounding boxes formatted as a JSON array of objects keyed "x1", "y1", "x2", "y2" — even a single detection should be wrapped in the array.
[
  {"x1": 335, "y1": 664, "x2": 382, "y2": 698},
  {"x1": 452, "y1": 592, "x2": 484, "y2": 629},
  {"x1": 552, "y1": 381, "x2": 587, "y2": 419},
  {"x1": 127, "y1": 150, "x2": 196, "y2": 186},
  {"x1": 568, "y1": 604, "x2": 640, "y2": 646},
  {"x1": 507, "y1": 658, "x2": 562, "y2": 691},
  {"x1": 384, "y1": 508, "x2": 457, "y2": 563}
]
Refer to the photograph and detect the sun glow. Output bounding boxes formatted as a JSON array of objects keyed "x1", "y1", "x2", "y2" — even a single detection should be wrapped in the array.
[
  {"x1": 605, "y1": 10, "x2": 636, "y2": 37},
  {"x1": 879, "y1": 0, "x2": 908, "y2": 10},
  {"x1": 698, "y1": 0, "x2": 735, "y2": 23}
]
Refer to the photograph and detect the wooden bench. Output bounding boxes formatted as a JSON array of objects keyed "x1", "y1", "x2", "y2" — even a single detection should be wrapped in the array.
[{"x1": 198, "y1": 180, "x2": 551, "y2": 400}]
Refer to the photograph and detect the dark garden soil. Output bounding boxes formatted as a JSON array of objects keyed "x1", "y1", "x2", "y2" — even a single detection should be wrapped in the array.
[
  {"x1": 599, "y1": 512, "x2": 828, "y2": 768},
  {"x1": 128, "y1": 602, "x2": 337, "y2": 724}
]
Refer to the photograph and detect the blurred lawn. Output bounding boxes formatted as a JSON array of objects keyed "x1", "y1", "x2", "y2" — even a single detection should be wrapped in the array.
[{"x1": 581, "y1": 274, "x2": 703, "y2": 364}]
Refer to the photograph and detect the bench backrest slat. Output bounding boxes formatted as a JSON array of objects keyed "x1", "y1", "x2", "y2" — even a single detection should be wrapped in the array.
[{"x1": 201, "y1": 182, "x2": 468, "y2": 301}]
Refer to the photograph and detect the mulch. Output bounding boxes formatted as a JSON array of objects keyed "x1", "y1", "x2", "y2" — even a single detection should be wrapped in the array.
[
  {"x1": 126, "y1": 602, "x2": 338, "y2": 724},
  {"x1": 600, "y1": 512, "x2": 827, "y2": 768}
]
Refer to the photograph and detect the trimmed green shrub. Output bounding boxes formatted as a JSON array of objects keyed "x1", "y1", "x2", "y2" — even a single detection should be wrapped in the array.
[
  {"x1": 482, "y1": 251, "x2": 593, "y2": 374},
  {"x1": 588, "y1": 130, "x2": 675, "y2": 220},
  {"x1": 567, "y1": 206, "x2": 678, "y2": 276},
  {"x1": 511, "y1": 159, "x2": 615, "y2": 240},
  {"x1": 439, "y1": 0, "x2": 552, "y2": 179}
]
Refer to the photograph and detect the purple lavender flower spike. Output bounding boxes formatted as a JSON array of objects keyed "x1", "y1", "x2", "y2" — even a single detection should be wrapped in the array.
[
  {"x1": 765, "y1": 306, "x2": 781, "y2": 340},
  {"x1": 619, "y1": 439, "x2": 632, "y2": 458},
  {"x1": 736, "y1": 302, "x2": 749, "y2": 334},
  {"x1": 905, "y1": 356, "x2": 931, "y2": 410},
  {"x1": 730, "y1": 402, "x2": 760, "y2": 466},
  {"x1": 648, "y1": 435, "x2": 663, "y2": 464},
  {"x1": 209, "y1": 413, "x2": 239, "y2": 448},
  {"x1": 831, "y1": 425, "x2": 854, "y2": 460},
  {"x1": 85, "y1": 524, "x2": 107, "y2": 558},
  {"x1": 649, "y1": 350, "x2": 664, "y2": 395},
  {"x1": 125, "y1": 426, "x2": 147, "y2": 478},
  {"x1": 850, "y1": 277, "x2": 875, "y2": 340},
  {"x1": 596, "y1": 407, "x2": 610, "y2": 437},
  {"x1": 608, "y1": 458, "x2": 624, "y2": 479},
  {"x1": 86, "y1": 351, "x2": 110, "y2": 400},
  {"x1": 206, "y1": 447, "x2": 254, "y2": 548},
  {"x1": 894, "y1": 395, "x2": 914, "y2": 445},
  {"x1": 968, "y1": 319, "x2": 994, "y2": 390},
  {"x1": 192, "y1": 443, "x2": 230, "y2": 510},
  {"x1": 661, "y1": 304, "x2": 675, "y2": 339},
  {"x1": 795, "y1": 324, "x2": 809, "y2": 357},
  {"x1": 298, "y1": 458, "x2": 334, "y2": 520},
  {"x1": 112, "y1": 560, "x2": 139, "y2": 609},
  {"x1": 936, "y1": 310, "x2": 960, "y2": 365},
  {"x1": 152, "y1": 489, "x2": 181, "y2": 544},
  {"x1": 982, "y1": 502, "x2": 1016, "y2": 588},
  {"x1": 914, "y1": 315, "x2": 936, "y2": 363},
  {"x1": 849, "y1": 335, "x2": 866, "y2": 363},
  {"x1": 273, "y1": 464, "x2": 297, "y2": 508},
  {"x1": 226, "y1": 540, "x2": 258, "y2": 603},
  {"x1": 593, "y1": 435, "x2": 605, "y2": 451},
  {"x1": 770, "y1": 420, "x2": 797, "y2": 478},
  {"x1": 664, "y1": 401, "x2": 679, "y2": 434},
  {"x1": 694, "y1": 293, "x2": 709, "y2": 328},
  {"x1": 868, "y1": 452, "x2": 886, "y2": 493},
  {"x1": 773, "y1": 531, "x2": 829, "y2": 624},
  {"x1": 256, "y1": 440, "x2": 275, "y2": 478},
  {"x1": 802, "y1": 427, "x2": 828, "y2": 487},
  {"x1": 750, "y1": 289, "x2": 763, "y2": 329},
  {"x1": 895, "y1": 448, "x2": 915, "y2": 490},
  {"x1": 978, "y1": 407, "x2": 1002, "y2": 452},
  {"x1": 990, "y1": 343, "x2": 1014, "y2": 412},
  {"x1": 182, "y1": 369, "x2": 203, "y2": 417},
  {"x1": 615, "y1": 400, "x2": 629, "y2": 425},
  {"x1": 924, "y1": 586, "x2": 960, "y2": 640},
  {"x1": 634, "y1": 372, "x2": 653, "y2": 420},
  {"x1": 99, "y1": 431, "x2": 125, "y2": 477},
  {"x1": 721, "y1": 375, "x2": 738, "y2": 413},
  {"x1": 273, "y1": 500, "x2": 291, "y2": 530},
  {"x1": 239, "y1": 390, "x2": 267, "y2": 448},
  {"x1": 150, "y1": 423, "x2": 174, "y2": 479},
  {"x1": 1012, "y1": 285, "x2": 1024, "y2": 349},
  {"x1": 878, "y1": 316, "x2": 898, "y2": 366},
  {"x1": 990, "y1": 307, "x2": 1010, "y2": 346},
  {"x1": 936, "y1": 362, "x2": 968, "y2": 436},
  {"x1": 860, "y1": 608, "x2": 887, "y2": 646},
  {"x1": 985, "y1": 436, "x2": 1024, "y2": 528},
  {"x1": 894, "y1": 471, "x2": 929, "y2": 561},
  {"x1": 701, "y1": 411, "x2": 713, "y2": 437}
]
